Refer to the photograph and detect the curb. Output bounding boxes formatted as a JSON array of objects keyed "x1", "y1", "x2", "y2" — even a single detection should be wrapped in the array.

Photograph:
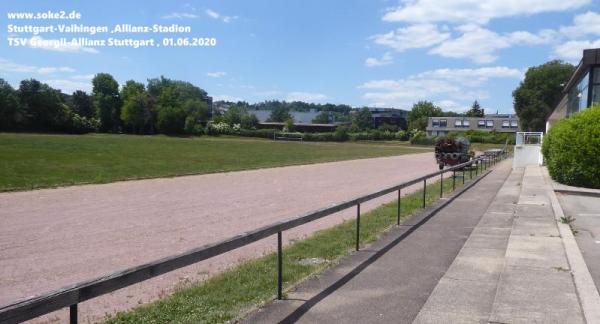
[{"x1": 544, "y1": 168, "x2": 600, "y2": 323}]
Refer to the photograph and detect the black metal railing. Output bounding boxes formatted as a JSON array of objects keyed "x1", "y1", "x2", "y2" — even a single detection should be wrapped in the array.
[{"x1": 0, "y1": 150, "x2": 509, "y2": 324}]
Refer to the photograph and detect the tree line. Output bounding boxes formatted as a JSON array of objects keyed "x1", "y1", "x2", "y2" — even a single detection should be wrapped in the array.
[{"x1": 0, "y1": 74, "x2": 210, "y2": 135}]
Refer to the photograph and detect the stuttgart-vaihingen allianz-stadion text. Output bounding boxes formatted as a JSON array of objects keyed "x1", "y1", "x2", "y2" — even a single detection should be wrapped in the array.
[{"x1": 7, "y1": 24, "x2": 217, "y2": 48}]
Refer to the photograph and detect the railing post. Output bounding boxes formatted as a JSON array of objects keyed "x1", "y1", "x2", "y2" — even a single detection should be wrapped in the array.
[
  {"x1": 70, "y1": 304, "x2": 78, "y2": 324},
  {"x1": 440, "y1": 172, "x2": 443, "y2": 198},
  {"x1": 356, "y1": 203, "x2": 360, "y2": 251},
  {"x1": 452, "y1": 170, "x2": 456, "y2": 190},
  {"x1": 462, "y1": 169, "x2": 465, "y2": 185},
  {"x1": 423, "y1": 179, "x2": 427, "y2": 208},
  {"x1": 277, "y1": 231, "x2": 282, "y2": 300},
  {"x1": 397, "y1": 189, "x2": 401, "y2": 225},
  {"x1": 469, "y1": 163, "x2": 473, "y2": 180}
]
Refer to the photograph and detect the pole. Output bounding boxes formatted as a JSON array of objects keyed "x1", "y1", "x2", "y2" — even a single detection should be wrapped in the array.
[
  {"x1": 423, "y1": 179, "x2": 427, "y2": 208},
  {"x1": 397, "y1": 189, "x2": 401, "y2": 225},
  {"x1": 356, "y1": 203, "x2": 360, "y2": 251},
  {"x1": 452, "y1": 170, "x2": 456, "y2": 191},
  {"x1": 277, "y1": 232, "x2": 282, "y2": 300},
  {"x1": 440, "y1": 172, "x2": 443, "y2": 198},
  {"x1": 70, "y1": 304, "x2": 78, "y2": 324}
]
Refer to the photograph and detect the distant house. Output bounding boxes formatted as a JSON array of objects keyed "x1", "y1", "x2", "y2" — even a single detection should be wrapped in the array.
[
  {"x1": 425, "y1": 114, "x2": 520, "y2": 138},
  {"x1": 546, "y1": 48, "x2": 600, "y2": 132}
]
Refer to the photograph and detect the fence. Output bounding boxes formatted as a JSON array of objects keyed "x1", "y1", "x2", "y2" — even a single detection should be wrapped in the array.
[{"x1": 0, "y1": 151, "x2": 509, "y2": 324}]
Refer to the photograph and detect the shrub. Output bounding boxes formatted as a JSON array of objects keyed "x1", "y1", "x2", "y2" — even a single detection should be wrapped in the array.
[
  {"x1": 68, "y1": 114, "x2": 100, "y2": 134},
  {"x1": 410, "y1": 130, "x2": 436, "y2": 145},
  {"x1": 157, "y1": 107, "x2": 187, "y2": 134},
  {"x1": 543, "y1": 106, "x2": 600, "y2": 188},
  {"x1": 334, "y1": 125, "x2": 349, "y2": 141}
]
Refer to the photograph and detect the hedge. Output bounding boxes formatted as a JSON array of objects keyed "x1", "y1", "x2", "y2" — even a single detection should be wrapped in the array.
[{"x1": 542, "y1": 105, "x2": 600, "y2": 189}]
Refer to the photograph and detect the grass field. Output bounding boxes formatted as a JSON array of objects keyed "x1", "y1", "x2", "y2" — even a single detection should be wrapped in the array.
[
  {"x1": 0, "y1": 133, "x2": 430, "y2": 192},
  {"x1": 106, "y1": 162, "x2": 488, "y2": 323}
]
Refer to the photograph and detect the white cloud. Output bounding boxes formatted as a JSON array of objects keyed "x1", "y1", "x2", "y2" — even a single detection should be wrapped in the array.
[
  {"x1": 27, "y1": 36, "x2": 98, "y2": 54},
  {"x1": 435, "y1": 100, "x2": 471, "y2": 112},
  {"x1": 43, "y1": 79, "x2": 91, "y2": 93},
  {"x1": 428, "y1": 25, "x2": 553, "y2": 63},
  {"x1": 0, "y1": 58, "x2": 76, "y2": 74},
  {"x1": 70, "y1": 74, "x2": 95, "y2": 80},
  {"x1": 358, "y1": 66, "x2": 523, "y2": 108},
  {"x1": 214, "y1": 95, "x2": 242, "y2": 102},
  {"x1": 365, "y1": 52, "x2": 394, "y2": 67},
  {"x1": 553, "y1": 39, "x2": 600, "y2": 61},
  {"x1": 162, "y1": 12, "x2": 198, "y2": 19},
  {"x1": 286, "y1": 92, "x2": 328, "y2": 102},
  {"x1": 559, "y1": 11, "x2": 600, "y2": 38},
  {"x1": 382, "y1": 0, "x2": 590, "y2": 24},
  {"x1": 370, "y1": 24, "x2": 450, "y2": 52},
  {"x1": 207, "y1": 71, "x2": 227, "y2": 78},
  {"x1": 205, "y1": 9, "x2": 237, "y2": 23}
]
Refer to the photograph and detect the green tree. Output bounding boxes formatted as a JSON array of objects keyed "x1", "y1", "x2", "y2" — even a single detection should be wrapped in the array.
[
  {"x1": 513, "y1": 60, "x2": 575, "y2": 132},
  {"x1": 18, "y1": 79, "x2": 70, "y2": 130},
  {"x1": 222, "y1": 105, "x2": 246, "y2": 126},
  {"x1": 92, "y1": 73, "x2": 121, "y2": 132},
  {"x1": 353, "y1": 107, "x2": 373, "y2": 130},
  {"x1": 241, "y1": 114, "x2": 259, "y2": 129},
  {"x1": 0, "y1": 78, "x2": 21, "y2": 130},
  {"x1": 407, "y1": 101, "x2": 443, "y2": 131},
  {"x1": 465, "y1": 100, "x2": 484, "y2": 117},
  {"x1": 267, "y1": 106, "x2": 292, "y2": 122},
  {"x1": 312, "y1": 111, "x2": 330, "y2": 124},
  {"x1": 71, "y1": 90, "x2": 94, "y2": 118}
]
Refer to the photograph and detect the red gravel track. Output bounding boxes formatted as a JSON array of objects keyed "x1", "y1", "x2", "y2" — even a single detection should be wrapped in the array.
[{"x1": 0, "y1": 152, "x2": 438, "y2": 323}]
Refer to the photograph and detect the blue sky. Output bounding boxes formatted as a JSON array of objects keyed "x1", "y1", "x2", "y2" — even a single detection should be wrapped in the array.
[{"x1": 1, "y1": 0, "x2": 600, "y2": 113}]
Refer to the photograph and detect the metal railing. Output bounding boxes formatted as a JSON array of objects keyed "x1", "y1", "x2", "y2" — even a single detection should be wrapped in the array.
[{"x1": 0, "y1": 150, "x2": 509, "y2": 324}]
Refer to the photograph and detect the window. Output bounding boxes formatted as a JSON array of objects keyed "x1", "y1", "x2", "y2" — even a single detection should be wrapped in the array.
[
  {"x1": 510, "y1": 120, "x2": 518, "y2": 128},
  {"x1": 568, "y1": 72, "x2": 589, "y2": 116},
  {"x1": 502, "y1": 120, "x2": 510, "y2": 128},
  {"x1": 592, "y1": 67, "x2": 600, "y2": 106},
  {"x1": 463, "y1": 120, "x2": 470, "y2": 127},
  {"x1": 432, "y1": 119, "x2": 439, "y2": 127},
  {"x1": 439, "y1": 119, "x2": 447, "y2": 127},
  {"x1": 478, "y1": 120, "x2": 486, "y2": 128},
  {"x1": 454, "y1": 120, "x2": 462, "y2": 127},
  {"x1": 486, "y1": 120, "x2": 494, "y2": 128}
]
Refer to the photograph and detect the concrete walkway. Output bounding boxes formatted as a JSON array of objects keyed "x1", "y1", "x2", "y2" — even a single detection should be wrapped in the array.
[
  {"x1": 415, "y1": 165, "x2": 586, "y2": 323},
  {"x1": 245, "y1": 160, "x2": 513, "y2": 323}
]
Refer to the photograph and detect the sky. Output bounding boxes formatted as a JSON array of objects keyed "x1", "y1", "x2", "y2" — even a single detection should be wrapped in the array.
[{"x1": 1, "y1": 0, "x2": 600, "y2": 114}]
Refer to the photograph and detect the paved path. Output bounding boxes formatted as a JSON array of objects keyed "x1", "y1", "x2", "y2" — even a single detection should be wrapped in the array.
[
  {"x1": 416, "y1": 165, "x2": 585, "y2": 323},
  {"x1": 0, "y1": 152, "x2": 439, "y2": 323},
  {"x1": 245, "y1": 160, "x2": 513, "y2": 323}
]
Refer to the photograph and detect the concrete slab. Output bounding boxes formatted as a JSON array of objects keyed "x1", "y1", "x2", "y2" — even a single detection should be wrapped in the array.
[
  {"x1": 489, "y1": 266, "x2": 584, "y2": 324},
  {"x1": 413, "y1": 278, "x2": 497, "y2": 324},
  {"x1": 476, "y1": 212, "x2": 514, "y2": 228},
  {"x1": 511, "y1": 216, "x2": 560, "y2": 237},
  {"x1": 504, "y1": 235, "x2": 569, "y2": 269},
  {"x1": 443, "y1": 247, "x2": 505, "y2": 281}
]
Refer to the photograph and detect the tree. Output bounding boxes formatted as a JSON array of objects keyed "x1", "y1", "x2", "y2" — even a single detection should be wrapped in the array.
[
  {"x1": 18, "y1": 79, "x2": 70, "y2": 130},
  {"x1": 353, "y1": 107, "x2": 373, "y2": 130},
  {"x1": 513, "y1": 60, "x2": 575, "y2": 132},
  {"x1": 267, "y1": 106, "x2": 292, "y2": 122},
  {"x1": 465, "y1": 100, "x2": 484, "y2": 117},
  {"x1": 407, "y1": 101, "x2": 443, "y2": 131},
  {"x1": 71, "y1": 90, "x2": 94, "y2": 118},
  {"x1": 222, "y1": 105, "x2": 246, "y2": 126},
  {"x1": 312, "y1": 111, "x2": 330, "y2": 124},
  {"x1": 0, "y1": 78, "x2": 21, "y2": 130},
  {"x1": 241, "y1": 114, "x2": 259, "y2": 129},
  {"x1": 92, "y1": 73, "x2": 121, "y2": 132}
]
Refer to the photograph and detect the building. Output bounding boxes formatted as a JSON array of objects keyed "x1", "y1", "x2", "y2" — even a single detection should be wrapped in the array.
[
  {"x1": 426, "y1": 114, "x2": 520, "y2": 137},
  {"x1": 546, "y1": 48, "x2": 600, "y2": 131},
  {"x1": 367, "y1": 107, "x2": 408, "y2": 129}
]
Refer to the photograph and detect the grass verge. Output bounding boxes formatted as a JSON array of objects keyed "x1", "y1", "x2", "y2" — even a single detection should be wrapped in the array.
[
  {"x1": 106, "y1": 163, "x2": 487, "y2": 323},
  {"x1": 0, "y1": 133, "x2": 429, "y2": 192}
]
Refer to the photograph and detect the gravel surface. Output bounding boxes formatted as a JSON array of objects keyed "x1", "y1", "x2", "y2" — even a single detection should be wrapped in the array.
[{"x1": 0, "y1": 152, "x2": 437, "y2": 323}]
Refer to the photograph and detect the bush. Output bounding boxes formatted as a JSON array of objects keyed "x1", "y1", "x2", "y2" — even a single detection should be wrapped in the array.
[
  {"x1": 68, "y1": 114, "x2": 100, "y2": 134},
  {"x1": 410, "y1": 130, "x2": 436, "y2": 145},
  {"x1": 334, "y1": 125, "x2": 349, "y2": 141},
  {"x1": 157, "y1": 107, "x2": 187, "y2": 134},
  {"x1": 238, "y1": 128, "x2": 278, "y2": 139},
  {"x1": 543, "y1": 106, "x2": 600, "y2": 188}
]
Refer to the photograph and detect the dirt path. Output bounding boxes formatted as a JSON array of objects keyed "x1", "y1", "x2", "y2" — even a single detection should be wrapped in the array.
[{"x1": 0, "y1": 152, "x2": 438, "y2": 323}]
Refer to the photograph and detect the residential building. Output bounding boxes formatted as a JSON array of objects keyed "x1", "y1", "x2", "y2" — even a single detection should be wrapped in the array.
[
  {"x1": 546, "y1": 48, "x2": 600, "y2": 131},
  {"x1": 426, "y1": 114, "x2": 520, "y2": 137},
  {"x1": 367, "y1": 107, "x2": 408, "y2": 129}
]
